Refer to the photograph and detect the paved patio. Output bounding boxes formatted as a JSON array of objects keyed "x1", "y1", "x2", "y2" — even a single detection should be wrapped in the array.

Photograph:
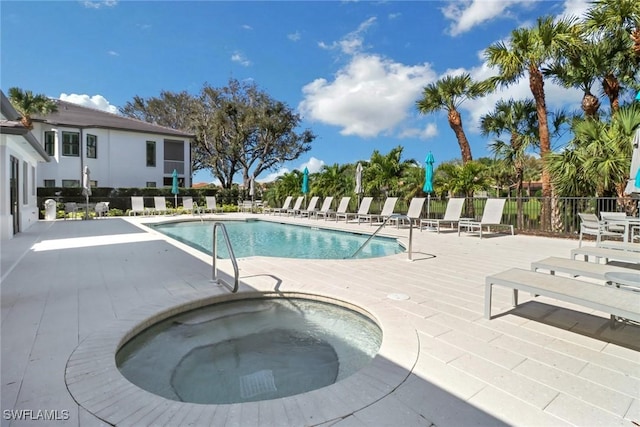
[{"x1": 1, "y1": 214, "x2": 638, "y2": 426}]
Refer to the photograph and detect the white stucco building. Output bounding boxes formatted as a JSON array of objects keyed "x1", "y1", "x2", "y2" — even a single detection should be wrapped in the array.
[
  {"x1": 0, "y1": 91, "x2": 50, "y2": 240},
  {"x1": 31, "y1": 99, "x2": 194, "y2": 189}
]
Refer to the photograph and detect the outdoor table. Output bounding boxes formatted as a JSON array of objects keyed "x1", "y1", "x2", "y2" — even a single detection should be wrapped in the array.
[{"x1": 604, "y1": 217, "x2": 640, "y2": 243}]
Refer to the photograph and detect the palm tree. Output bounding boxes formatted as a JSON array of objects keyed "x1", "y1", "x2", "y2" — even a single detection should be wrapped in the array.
[
  {"x1": 8, "y1": 87, "x2": 58, "y2": 130},
  {"x1": 416, "y1": 74, "x2": 490, "y2": 164},
  {"x1": 311, "y1": 163, "x2": 352, "y2": 197},
  {"x1": 481, "y1": 99, "x2": 538, "y2": 229},
  {"x1": 584, "y1": 0, "x2": 640, "y2": 111},
  {"x1": 435, "y1": 160, "x2": 490, "y2": 218},
  {"x1": 364, "y1": 146, "x2": 416, "y2": 198},
  {"x1": 548, "y1": 105, "x2": 640, "y2": 199},
  {"x1": 485, "y1": 16, "x2": 580, "y2": 231}
]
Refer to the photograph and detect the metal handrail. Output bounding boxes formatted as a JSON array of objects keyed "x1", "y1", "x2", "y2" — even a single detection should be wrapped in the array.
[
  {"x1": 212, "y1": 222, "x2": 239, "y2": 292},
  {"x1": 347, "y1": 214, "x2": 413, "y2": 261},
  {"x1": 193, "y1": 201, "x2": 204, "y2": 222}
]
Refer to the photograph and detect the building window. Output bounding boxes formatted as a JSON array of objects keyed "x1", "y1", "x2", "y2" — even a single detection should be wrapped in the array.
[
  {"x1": 146, "y1": 141, "x2": 156, "y2": 167},
  {"x1": 87, "y1": 134, "x2": 97, "y2": 158},
  {"x1": 44, "y1": 131, "x2": 56, "y2": 156},
  {"x1": 62, "y1": 132, "x2": 80, "y2": 156},
  {"x1": 146, "y1": 181, "x2": 156, "y2": 188},
  {"x1": 62, "y1": 180, "x2": 80, "y2": 188},
  {"x1": 31, "y1": 166, "x2": 36, "y2": 195},
  {"x1": 44, "y1": 180, "x2": 56, "y2": 188}
]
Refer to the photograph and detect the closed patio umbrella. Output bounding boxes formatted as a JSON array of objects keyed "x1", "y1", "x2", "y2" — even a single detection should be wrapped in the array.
[
  {"x1": 302, "y1": 167, "x2": 309, "y2": 205},
  {"x1": 171, "y1": 169, "x2": 179, "y2": 210},
  {"x1": 82, "y1": 166, "x2": 91, "y2": 219},
  {"x1": 423, "y1": 152, "x2": 435, "y2": 222},
  {"x1": 355, "y1": 162, "x2": 363, "y2": 210}
]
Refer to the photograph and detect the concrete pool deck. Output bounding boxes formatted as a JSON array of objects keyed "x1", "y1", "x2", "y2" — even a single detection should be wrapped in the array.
[{"x1": 1, "y1": 213, "x2": 638, "y2": 426}]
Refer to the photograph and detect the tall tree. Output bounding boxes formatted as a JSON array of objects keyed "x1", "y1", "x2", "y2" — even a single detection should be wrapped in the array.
[
  {"x1": 485, "y1": 16, "x2": 580, "y2": 230},
  {"x1": 364, "y1": 146, "x2": 417, "y2": 197},
  {"x1": 416, "y1": 74, "x2": 489, "y2": 164},
  {"x1": 8, "y1": 87, "x2": 58, "y2": 130},
  {"x1": 584, "y1": 0, "x2": 640, "y2": 111}
]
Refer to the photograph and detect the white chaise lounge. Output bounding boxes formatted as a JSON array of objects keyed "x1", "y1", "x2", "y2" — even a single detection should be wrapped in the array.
[
  {"x1": 485, "y1": 268, "x2": 640, "y2": 324},
  {"x1": 420, "y1": 197, "x2": 465, "y2": 232},
  {"x1": 458, "y1": 198, "x2": 513, "y2": 238}
]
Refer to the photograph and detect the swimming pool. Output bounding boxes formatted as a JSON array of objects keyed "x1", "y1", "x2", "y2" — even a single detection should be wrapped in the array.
[{"x1": 150, "y1": 220, "x2": 403, "y2": 259}]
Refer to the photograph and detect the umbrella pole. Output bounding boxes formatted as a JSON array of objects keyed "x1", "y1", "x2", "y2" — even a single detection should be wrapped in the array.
[
  {"x1": 85, "y1": 193, "x2": 89, "y2": 220},
  {"x1": 424, "y1": 193, "x2": 436, "y2": 231}
]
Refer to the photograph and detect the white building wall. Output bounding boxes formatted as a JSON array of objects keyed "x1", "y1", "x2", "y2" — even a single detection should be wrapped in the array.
[
  {"x1": 33, "y1": 124, "x2": 191, "y2": 188},
  {"x1": 0, "y1": 135, "x2": 43, "y2": 240}
]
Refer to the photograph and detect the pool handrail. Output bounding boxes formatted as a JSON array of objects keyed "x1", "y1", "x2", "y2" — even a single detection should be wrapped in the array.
[
  {"x1": 348, "y1": 214, "x2": 413, "y2": 261},
  {"x1": 212, "y1": 222, "x2": 239, "y2": 292}
]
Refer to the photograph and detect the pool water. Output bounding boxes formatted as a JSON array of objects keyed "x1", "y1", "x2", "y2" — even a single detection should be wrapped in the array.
[
  {"x1": 116, "y1": 297, "x2": 382, "y2": 404},
  {"x1": 150, "y1": 220, "x2": 403, "y2": 259}
]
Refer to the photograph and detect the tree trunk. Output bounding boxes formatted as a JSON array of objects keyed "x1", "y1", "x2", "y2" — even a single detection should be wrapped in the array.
[
  {"x1": 529, "y1": 66, "x2": 552, "y2": 231},
  {"x1": 448, "y1": 108, "x2": 473, "y2": 164},
  {"x1": 602, "y1": 73, "x2": 620, "y2": 112},
  {"x1": 581, "y1": 92, "x2": 600, "y2": 118},
  {"x1": 515, "y1": 164, "x2": 524, "y2": 230}
]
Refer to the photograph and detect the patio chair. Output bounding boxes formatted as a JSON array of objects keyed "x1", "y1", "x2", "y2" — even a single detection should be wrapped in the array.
[
  {"x1": 300, "y1": 196, "x2": 320, "y2": 218},
  {"x1": 269, "y1": 196, "x2": 293, "y2": 215},
  {"x1": 358, "y1": 197, "x2": 398, "y2": 225},
  {"x1": 420, "y1": 198, "x2": 465, "y2": 233},
  {"x1": 238, "y1": 200, "x2": 253, "y2": 213},
  {"x1": 286, "y1": 196, "x2": 305, "y2": 216},
  {"x1": 129, "y1": 196, "x2": 148, "y2": 216},
  {"x1": 389, "y1": 197, "x2": 425, "y2": 228},
  {"x1": 94, "y1": 201, "x2": 109, "y2": 218},
  {"x1": 458, "y1": 198, "x2": 513, "y2": 238},
  {"x1": 64, "y1": 202, "x2": 78, "y2": 220},
  {"x1": 153, "y1": 196, "x2": 170, "y2": 215},
  {"x1": 578, "y1": 212, "x2": 623, "y2": 247},
  {"x1": 326, "y1": 196, "x2": 351, "y2": 221},
  {"x1": 182, "y1": 196, "x2": 202, "y2": 215},
  {"x1": 203, "y1": 196, "x2": 221, "y2": 214},
  {"x1": 313, "y1": 197, "x2": 334, "y2": 220},
  {"x1": 337, "y1": 197, "x2": 372, "y2": 222},
  {"x1": 600, "y1": 211, "x2": 628, "y2": 236}
]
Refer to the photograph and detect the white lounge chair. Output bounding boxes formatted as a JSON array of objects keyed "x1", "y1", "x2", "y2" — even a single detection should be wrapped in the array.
[
  {"x1": 153, "y1": 196, "x2": 170, "y2": 215},
  {"x1": 300, "y1": 196, "x2": 320, "y2": 218},
  {"x1": 337, "y1": 197, "x2": 372, "y2": 222},
  {"x1": 420, "y1": 198, "x2": 465, "y2": 233},
  {"x1": 203, "y1": 196, "x2": 221, "y2": 214},
  {"x1": 268, "y1": 196, "x2": 293, "y2": 215},
  {"x1": 389, "y1": 197, "x2": 425, "y2": 228},
  {"x1": 326, "y1": 197, "x2": 351, "y2": 221},
  {"x1": 313, "y1": 197, "x2": 334, "y2": 220},
  {"x1": 182, "y1": 196, "x2": 201, "y2": 215},
  {"x1": 129, "y1": 196, "x2": 148, "y2": 216},
  {"x1": 94, "y1": 201, "x2": 109, "y2": 218},
  {"x1": 358, "y1": 197, "x2": 398, "y2": 225},
  {"x1": 578, "y1": 213, "x2": 623, "y2": 247},
  {"x1": 458, "y1": 198, "x2": 513, "y2": 238},
  {"x1": 286, "y1": 196, "x2": 304, "y2": 216},
  {"x1": 64, "y1": 202, "x2": 78, "y2": 220}
]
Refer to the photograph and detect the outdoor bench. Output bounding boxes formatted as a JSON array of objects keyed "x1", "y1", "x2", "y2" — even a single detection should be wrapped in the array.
[
  {"x1": 531, "y1": 256, "x2": 639, "y2": 281},
  {"x1": 570, "y1": 247, "x2": 640, "y2": 264},
  {"x1": 485, "y1": 268, "x2": 640, "y2": 324}
]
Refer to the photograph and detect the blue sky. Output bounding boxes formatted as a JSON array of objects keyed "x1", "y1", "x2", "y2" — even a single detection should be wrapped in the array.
[{"x1": 2, "y1": 0, "x2": 594, "y2": 184}]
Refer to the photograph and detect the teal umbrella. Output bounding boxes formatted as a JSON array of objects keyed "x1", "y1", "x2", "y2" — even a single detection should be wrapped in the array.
[
  {"x1": 301, "y1": 167, "x2": 309, "y2": 194},
  {"x1": 423, "y1": 152, "x2": 435, "y2": 193},
  {"x1": 423, "y1": 152, "x2": 435, "y2": 224},
  {"x1": 171, "y1": 169, "x2": 179, "y2": 209}
]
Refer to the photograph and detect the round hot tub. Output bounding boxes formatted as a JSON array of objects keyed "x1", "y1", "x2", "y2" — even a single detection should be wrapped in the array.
[{"x1": 116, "y1": 297, "x2": 382, "y2": 404}]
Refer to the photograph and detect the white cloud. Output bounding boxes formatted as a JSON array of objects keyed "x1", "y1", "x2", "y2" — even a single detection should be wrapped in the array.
[
  {"x1": 59, "y1": 93, "x2": 119, "y2": 114},
  {"x1": 318, "y1": 17, "x2": 376, "y2": 55},
  {"x1": 231, "y1": 51, "x2": 251, "y2": 67},
  {"x1": 258, "y1": 167, "x2": 289, "y2": 183},
  {"x1": 299, "y1": 157, "x2": 325, "y2": 174},
  {"x1": 299, "y1": 54, "x2": 436, "y2": 138},
  {"x1": 558, "y1": 0, "x2": 591, "y2": 21},
  {"x1": 288, "y1": 31, "x2": 301, "y2": 42},
  {"x1": 241, "y1": 24, "x2": 253, "y2": 30},
  {"x1": 83, "y1": 0, "x2": 117, "y2": 9},
  {"x1": 107, "y1": 50, "x2": 119, "y2": 56},
  {"x1": 441, "y1": 0, "x2": 539, "y2": 36},
  {"x1": 399, "y1": 123, "x2": 438, "y2": 140}
]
